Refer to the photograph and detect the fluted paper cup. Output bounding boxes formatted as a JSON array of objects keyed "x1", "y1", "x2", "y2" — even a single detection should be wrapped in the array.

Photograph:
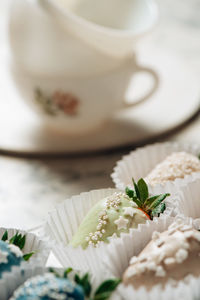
[
  {"x1": 40, "y1": 188, "x2": 176, "y2": 278},
  {"x1": 0, "y1": 228, "x2": 50, "y2": 300},
  {"x1": 41, "y1": 188, "x2": 117, "y2": 279},
  {"x1": 102, "y1": 217, "x2": 198, "y2": 300},
  {"x1": 118, "y1": 275, "x2": 200, "y2": 300},
  {"x1": 102, "y1": 217, "x2": 176, "y2": 277},
  {"x1": 174, "y1": 178, "x2": 200, "y2": 229},
  {"x1": 7, "y1": 266, "x2": 46, "y2": 300},
  {"x1": 111, "y1": 142, "x2": 200, "y2": 194}
]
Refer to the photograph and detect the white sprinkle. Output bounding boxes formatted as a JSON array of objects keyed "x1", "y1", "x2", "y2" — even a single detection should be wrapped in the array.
[
  {"x1": 147, "y1": 261, "x2": 157, "y2": 271},
  {"x1": 175, "y1": 248, "x2": 188, "y2": 263},
  {"x1": 164, "y1": 257, "x2": 176, "y2": 265},
  {"x1": 137, "y1": 263, "x2": 147, "y2": 274},
  {"x1": 180, "y1": 241, "x2": 190, "y2": 250},
  {"x1": 123, "y1": 207, "x2": 136, "y2": 217},
  {"x1": 126, "y1": 267, "x2": 138, "y2": 278},
  {"x1": 129, "y1": 256, "x2": 137, "y2": 265},
  {"x1": 114, "y1": 216, "x2": 129, "y2": 230},
  {"x1": 155, "y1": 266, "x2": 166, "y2": 277}
]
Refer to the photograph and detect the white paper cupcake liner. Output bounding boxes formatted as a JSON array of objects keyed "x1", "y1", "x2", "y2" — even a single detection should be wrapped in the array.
[
  {"x1": 40, "y1": 188, "x2": 176, "y2": 279},
  {"x1": 102, "y1": 216, "x2": 176, "y2": 277},
  {"x1": 0, "y1": 228, "x2": 50, "y2": 300},
  {"x1": 102, "y1": 216, "x2": 198, "y2": 300},
  {"x1": 41, "y1": 188, "x2": 117, "y2": 278},
  {"x1": 4, "y1": 266, "x2": 46, "y2": 300},
  {"x1": 111, "y1": 142, "x2": 200, "y2": 194},
  {"x1": 173, "y1": 178, "x2": 200, "y2": 229},
  {"x1": 118, "y1": 275, "x2": 200, "y2": 300}
]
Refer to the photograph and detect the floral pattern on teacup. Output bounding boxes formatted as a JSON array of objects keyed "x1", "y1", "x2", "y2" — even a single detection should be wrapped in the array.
[{"x1": 35, "y1": 88, "x2": 79, "y2": 116}]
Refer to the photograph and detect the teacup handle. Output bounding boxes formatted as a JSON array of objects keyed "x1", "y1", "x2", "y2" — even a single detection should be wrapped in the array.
[{"x1": 123, "y1": 60, "x2": 159, "y2": 108}]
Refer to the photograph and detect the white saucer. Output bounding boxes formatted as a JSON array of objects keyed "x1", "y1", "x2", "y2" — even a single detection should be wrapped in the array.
[{"x1": 0, "y1": 45, "x2": 199, "y2": 155}]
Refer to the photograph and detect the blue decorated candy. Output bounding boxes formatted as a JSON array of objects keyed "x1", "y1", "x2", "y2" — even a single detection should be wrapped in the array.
[
  {"x1": 10, "y1": 273, "x2": 85, "y2": 300},
  {"x1": 0, "y1": 240, "x2": 23, "y2": 278}
]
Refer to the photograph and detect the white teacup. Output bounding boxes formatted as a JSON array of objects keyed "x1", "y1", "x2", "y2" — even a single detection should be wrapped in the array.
[
  {"x1": 9, "y1": 0, "x2": 159, "y2": 135},
  {"x1": 11, "y1": 57, "x2": 158, "y2": 135},
  {"x1": 46, "y1": 0, "x2": 158, "y2": 58},
  {"x1": 9, "y1": 0, "x2": 158, "y2": 77}
]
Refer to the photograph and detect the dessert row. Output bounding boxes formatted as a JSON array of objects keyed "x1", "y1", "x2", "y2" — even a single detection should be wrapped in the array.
[
  {"x1": 1, "y1": 142, "x2": 200, "y2": 299},
  {"x1": 0, "y1": 217, "x2": 120, "y2": 299}
]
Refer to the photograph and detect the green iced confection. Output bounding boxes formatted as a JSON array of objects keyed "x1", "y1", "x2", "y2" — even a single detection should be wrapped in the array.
[
  {"x1": 70, "y1": 178, "x2": 170, "y2": 249},
  {"x1": 70, "y1": 192, "x2": 148, "y2": 249}
]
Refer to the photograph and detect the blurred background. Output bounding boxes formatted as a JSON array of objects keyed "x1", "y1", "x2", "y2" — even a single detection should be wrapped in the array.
[{"x1": 0, "y1": 0, "x2": 199, "y2": 230}]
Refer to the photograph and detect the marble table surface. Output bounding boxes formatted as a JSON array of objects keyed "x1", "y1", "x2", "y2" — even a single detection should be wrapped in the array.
[{"x1": 0, "y1": 0, "x2": 200, "y2": 230}]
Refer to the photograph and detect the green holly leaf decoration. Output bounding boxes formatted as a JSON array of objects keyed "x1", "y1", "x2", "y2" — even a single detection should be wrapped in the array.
[
  {"x1": 1, "y1": 231, "x2": 34, "y2": 261},
  {"x1": 44, "y1": 268, "x2": 120, "y2": 300},
  {"x1": 137, "y1": 178, "x2": 149, "y2": 203},
  {"x1": 93, "y1": 278, "x2": 121, "y2": 300},
  {"x1": 23, "y1": 252, "x2": 34, "y2": 261},
  {"x1": 125, "y1": 178, "x2": 170, "y2": 220},
  {"x1": 1, "y1": 231, "x2": 8, "y2": 241},
  {"x1": 63, "y1": 267, "x2": 73, "y2": 278},
  {"x1": 74, "y1": 273, "x2": 92, "y2": 297}
]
